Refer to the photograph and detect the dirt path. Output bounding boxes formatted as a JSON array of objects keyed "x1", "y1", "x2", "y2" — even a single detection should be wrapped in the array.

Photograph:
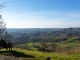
[{"x1": 0, "y1": 56, "x2": 19, "y2": 60}]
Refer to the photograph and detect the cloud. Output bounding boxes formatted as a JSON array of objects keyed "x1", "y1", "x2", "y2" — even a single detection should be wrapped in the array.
[
  {"x1": 5, "y1": 20, "x2": 80, "y2": 28},
  {"x1": 1, "y1": 11, "x2": 80, "y2": 28}
]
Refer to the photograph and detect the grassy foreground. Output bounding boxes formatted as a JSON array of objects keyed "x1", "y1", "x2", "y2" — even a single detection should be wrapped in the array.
[{"x1": 0, "y1": 48, "x2": 80, "y2": 60}]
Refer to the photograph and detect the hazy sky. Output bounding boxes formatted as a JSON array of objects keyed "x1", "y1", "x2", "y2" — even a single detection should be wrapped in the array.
[{"x1": 0, "y1": 0, "x2": 80, "y2": 28}]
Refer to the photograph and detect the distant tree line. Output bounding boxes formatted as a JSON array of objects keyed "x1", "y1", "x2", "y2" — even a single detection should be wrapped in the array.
[{"x1": 7, "y1": 28, "x2": 80, "y2": 44}]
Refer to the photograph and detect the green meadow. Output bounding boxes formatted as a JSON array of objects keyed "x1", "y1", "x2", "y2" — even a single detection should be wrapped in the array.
[{"x1": 0, "y1": 47, "x2": 80, "y2": 60}]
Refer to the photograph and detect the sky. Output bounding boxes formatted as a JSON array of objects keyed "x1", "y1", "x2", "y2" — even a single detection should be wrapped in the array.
[{"x1": 0, "y1": 0, "x2": 80, "y2": 28}]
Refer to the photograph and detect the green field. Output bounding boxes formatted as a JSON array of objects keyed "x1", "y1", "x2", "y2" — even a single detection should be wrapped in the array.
[{"x1": 0, "y1": 47, "x2": 80, "y2": 60}]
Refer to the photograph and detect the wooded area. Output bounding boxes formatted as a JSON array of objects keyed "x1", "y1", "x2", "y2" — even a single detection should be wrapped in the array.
[{"x1": 7, "y1": 28, "x2": 80, "y2": 52}]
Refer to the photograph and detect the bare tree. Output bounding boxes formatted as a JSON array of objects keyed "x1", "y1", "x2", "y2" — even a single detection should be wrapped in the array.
[
  {"x1": 0, "y1": 3, "x2": 7, "y2": 9},
  {"x1": 0, "y1": 3, "x2": 9, "y2": 39},
  {"x1": 0, "y1": 15, "x2": 6, "y2": 38},
  {"x1": 0, "y1": 3, "x2": 4, "y2": 9}
]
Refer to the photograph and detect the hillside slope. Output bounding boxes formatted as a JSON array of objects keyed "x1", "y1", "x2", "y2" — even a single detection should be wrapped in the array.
[{"x1": 1, "y1": 48, "x2": 80, "y2": 60}]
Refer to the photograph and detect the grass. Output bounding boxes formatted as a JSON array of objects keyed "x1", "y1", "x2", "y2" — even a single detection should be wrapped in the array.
[
  {"x1": 1, "y1": 40, "x2": 80, "y2": 60},
  {"x1": 1, "y1": 47, "x2": 80, "y2": 60},
  {"x1": 13, "y1": 47, "x2": 80, "y2": 60},
  {"x1": 55, "y1": 41, "x2": 79, "y2": 47}
]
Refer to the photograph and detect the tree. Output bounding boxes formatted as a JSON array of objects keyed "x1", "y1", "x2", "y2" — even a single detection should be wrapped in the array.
[
  {"x1": 0, "y1": 3, "x2": 10, "y2": 40},
  {"x1": 0, "y1": 15, "x2": 6, "y2": 38},
  {"x1": 0, "y1": 3, "x2": 4, "y2": 9},
  {"x1": 0, "y1": 3, "x2": 7, "y2": 9}
]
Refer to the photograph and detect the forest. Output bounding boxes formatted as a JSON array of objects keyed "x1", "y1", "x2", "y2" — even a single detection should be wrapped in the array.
[
  {"x1": 7, "y1": 28, "x2": 80, "y2": 43},
  {"x1": 6, "y1": 28, "x2": 80, "y2": 53}
]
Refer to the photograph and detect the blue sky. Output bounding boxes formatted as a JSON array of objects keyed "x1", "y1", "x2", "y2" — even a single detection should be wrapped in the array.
[{"x1": 0, "y1": 0, "x2": 80, "y2": 28}]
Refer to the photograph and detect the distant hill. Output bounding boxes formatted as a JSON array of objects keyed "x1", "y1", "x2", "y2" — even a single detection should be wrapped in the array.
[{"x1": 6, "y1": 28, "x2": 80, "y2": 44}]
